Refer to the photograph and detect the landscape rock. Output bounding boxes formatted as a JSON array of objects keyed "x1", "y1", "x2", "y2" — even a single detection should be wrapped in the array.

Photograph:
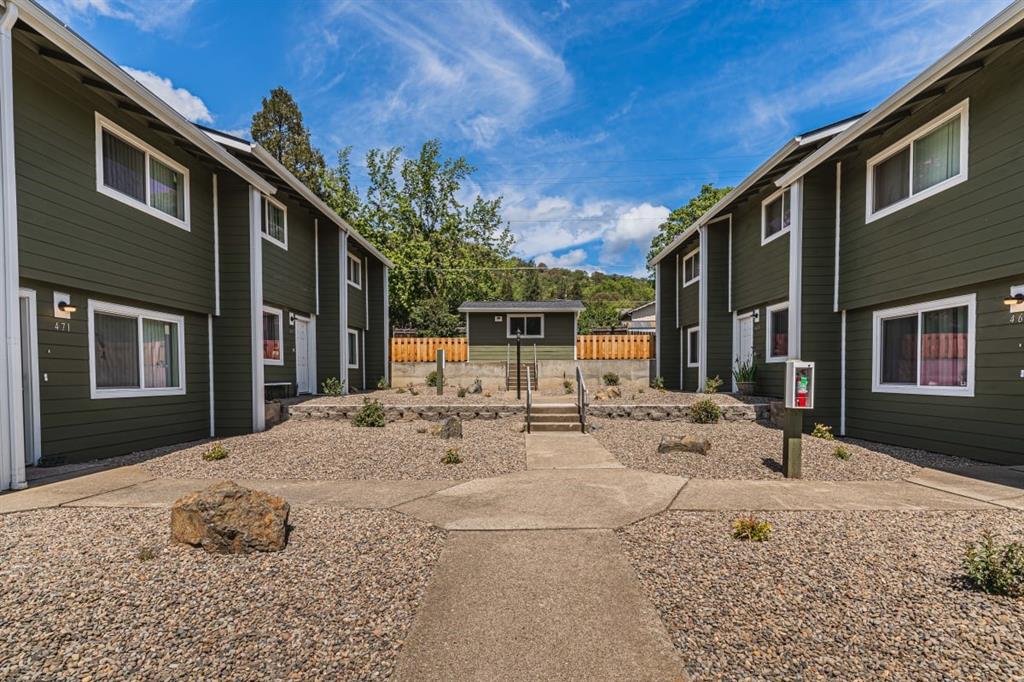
[
  {"x1": 170, "y1": 481, "x2": 289, "y2": 554},
  {"x1": 657, "y1": 435, "x2": 711, "y2": 456},
  {"x1": 469, "y1": 378, "x2": 483, "y2": 394},
  {"x1": 438, "y1": 416, "x2": 463, "y2": 439},
  {"x1": 606, "y1": 386, "x2": 622, "y2": 398}
]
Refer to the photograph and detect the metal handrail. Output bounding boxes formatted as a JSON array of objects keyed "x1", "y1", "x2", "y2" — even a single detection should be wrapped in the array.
[
  {"x1": 575, "y1": 365, "x2": 588, "y2": 432},
  {"x1": 525, "y1": 366, "x2": 533, "y2": 434},
  {"x1": 505, "y1": 344, "x2": 510, "y2": 387}
]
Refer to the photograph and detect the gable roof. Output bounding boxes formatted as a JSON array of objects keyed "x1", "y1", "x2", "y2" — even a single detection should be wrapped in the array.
[{"x1": 458, "y1": 300, "x2": 585, "y2": 313}]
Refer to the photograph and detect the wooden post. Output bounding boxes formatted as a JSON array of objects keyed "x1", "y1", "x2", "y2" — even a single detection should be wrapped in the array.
[
  {"x1": 782, "y1": 408, "x2": 802, "y2": 479},
  {"x1": 436, "y1": 348, "x2": 444, "y2": 396}
]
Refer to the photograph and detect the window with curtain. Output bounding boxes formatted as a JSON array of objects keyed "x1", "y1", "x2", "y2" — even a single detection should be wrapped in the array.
[
  {"x1": 91, "y1": 302, "x2": 184, "y2": 397},
  {"x1": 262, "y1": 197, "x2": 287, "y2": 245},
  {"x1": 867, "y1": 101, "x2": 967, "y2": 220},
  {"x1": 875, "y1": 296, "x2": 973, "y2": 394},
  {"x1": 149, "y1": 157, "x2": 185, "y2": 219},
  {"x1": 762, "y1": 188, "x2": 791, "y2": 242},
  {"x1": 683, "y1": 249, "x2": 700, "y2": 285},
  {"x1": 263, "y1": 309, "x2": 283, "y2": 363},
  {"x1": 508, "y1": 315, "x2": 543, "y2": 337},
  {"x1": 881, "y1": 315, "x2": 918, "y2": 384},
  {"x1": 767, "y1": 305, "x2": 789, "y2": 360},
  {"x1": 102, "y1": 130, "x2": 146, "y2": 203}
]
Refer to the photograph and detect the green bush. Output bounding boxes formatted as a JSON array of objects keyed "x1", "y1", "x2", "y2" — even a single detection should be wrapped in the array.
[
  {"x1": 602, "y1": 372, "x2": 620, "y2": 386},
  {"x1": 442, "y1": 448, "x2": 462, "y2": 465},
  {"x1": 352, "y1": 399, "x2": 387, "y2": 427},
  {"x1": 812, "y1": 423, "x2": 835, "y2": 440},
  {"x1": 202, "y1": 443, "x2": 229, "y2": 461},
  {"x1": 563, "y1": 379, "x2": 574, "y2": 394},
  {"x1": 689, "y1": 398, "x2": 721, "y2": 424},
  {"x1": 457, "y1": 386, "x2": 468, "y2": 398},
  {"x1": 321, "y1": 377, "x2": 344, "y2": 396},
  {"x1": 703, "y1": 375, "x2": 724, "y2": 394},
  {"x1": 425, "y1": 370, "x2": 439, "y2": 387},
  {"x1": 732, "y1": 516, "x2": 773, "y2": 542},
  {"x1": 377, "y1": 375, "x2": 390, "y2": 390},
  {"x1": 652, "y1": 375, "x2": 665, "y2": 390},
  {"x1": 962, "y1": 531, "x2": 1024, "y2": 597},
  {"x1": 833, "y1": 445, "x2": 852, "y2": 460}
]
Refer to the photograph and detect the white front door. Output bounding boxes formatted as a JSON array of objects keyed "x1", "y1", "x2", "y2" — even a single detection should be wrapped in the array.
[
  {"x1": 734, "y1": 313, "x2": 755, "y2": 392},
  {"x1": 295, "y1": 318, "x2": 310, "y2": 394},
  {"x1": 18, "y1": 289, "x2": 40, "y2": 466}
]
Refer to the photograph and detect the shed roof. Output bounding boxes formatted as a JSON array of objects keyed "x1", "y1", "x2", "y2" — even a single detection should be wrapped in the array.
[{"x1": 458, "y1": 300, "x2": 585, "y2": 313}]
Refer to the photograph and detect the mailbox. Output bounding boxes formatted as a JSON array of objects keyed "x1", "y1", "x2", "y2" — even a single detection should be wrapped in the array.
[{"x1": 784, "y1": 360, "x2": 815, "y2": 410}]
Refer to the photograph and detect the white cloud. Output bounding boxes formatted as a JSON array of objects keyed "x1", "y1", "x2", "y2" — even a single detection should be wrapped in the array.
[
  {"x1": 43, "y1": 0, "x2": 196, "y2": 32},
  {"x1": 120, "y1": 66, "x2": 213, "y2": 124},
  {"x1": 600, "y1": 203, "x2": 670, "y2": 262},
  {"x1": 533, "y1": 248, "x2": 588, "y2": 268}
]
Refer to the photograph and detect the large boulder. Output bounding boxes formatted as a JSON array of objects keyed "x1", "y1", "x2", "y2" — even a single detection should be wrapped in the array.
[
  {"x1": 657, "y1": 435, "x2": 711, "y2": 456},
  {"x1": 171, "y1": 481, "x2": 289, "y2": 554},
  {"x1": 468, "y1": 378, "x2": 483, "y2": 394},
  {"x1": 438, "y1": 416, "x2": 463, "y2": 439}
]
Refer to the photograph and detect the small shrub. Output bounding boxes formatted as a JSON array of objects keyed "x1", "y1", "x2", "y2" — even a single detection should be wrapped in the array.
[
  {"x1": 703, "y1": 375, "x2": 724, "y2": 394},
  {"x1": 202, "y1": 443, "x2": 229, "y2": 461},
  {"x1": 811, "y1": 423, "x2": 835, "y2": 440},
  {"x1": 321, "y1": 376, "x2": 344, "y2": 396},
  {"x1": 457, "y1": 386, "x2": 468, "y2": 398},
  {"x1": 442, "y1": 448, "x2": 462, "y2": 465},
  {"x1": 732, "y1": 516, "x2": 773, "y2": 542},
  {"x1": 652, "y1": 375, "x2": 665, "y2": 390},
  {"x1": 962, "y1": 532, "x2": 1024, "y2": 597},
  {"x1": 425, "y1": 371, "x2": 440, "y2": 387},
  {"x1": 352, "y1": 399, "x2": 387, "y2": 427},
  {"x1": 833, "y1": 445, "x2": 852, "y2": 460},
  {"x1": 732, "y1": 358, "x2": 756, "y2": 384},
  {"x1": 563, "y1": 379, "x2": 574, "y2": 394},
  {"x1": 602, "y1": 372, "x2": 620, "y2": 386},
  {"x1": 377, "y1": 376, "x2": 390, "y2": 390},
  {"x1": 690, "y1": 398, "x2": 721, "y2": 424},
  {"x1": 137, "y1": 546, "x2": 158, "y2": 561},
  {"x1": 416, "y1": 425, "x2": 428, "y2": 434}
]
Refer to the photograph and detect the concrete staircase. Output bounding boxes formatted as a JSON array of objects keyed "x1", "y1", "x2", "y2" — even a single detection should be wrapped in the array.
[
  {"x1": 506, "y1": 363, "x2": 538, "y2": 391},
  {"x1": 528, "y1": 402, "x2": 582, "y2": 433}
]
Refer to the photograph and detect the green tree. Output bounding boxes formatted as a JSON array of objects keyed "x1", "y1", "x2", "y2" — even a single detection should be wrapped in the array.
[
  {"x1": 250, "y1": 86, "x2": 327, "y2": 198},
  {"x1": 408, "y1": 296, "x2": 463, "y2": 337},
  {"x1": 646, "y1": 183, "x2": 731, "y2": 264},
  {"x1": 322, "y1": 146, "x2": 361, "y2": 222}
]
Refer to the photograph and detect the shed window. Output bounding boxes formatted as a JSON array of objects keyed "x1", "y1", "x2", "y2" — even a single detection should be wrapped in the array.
[
  {"x1": 96, "y1": 113, "x2": 190, "y2": 229},
  {"x1": 261, "y1": 196, "x2": 287, "y2": 248},
  {"x1": 766, "y1": 302, "x2": 789, "y2": 362},
  {"x1": 508, "y1": 314, "x2": 543, "y2": 338},
  {"x1": 89, "y1": 300, "x2": 185, "y2": 399},
  {"x1": 347, "y1": 253, "x2": 363, "y2": 289},
  {"x1": 761, "y1": 187, "x2": 790, "y2": 244},
  {"x1": 263, "y1": 306, "x2": 284, "y2": 365},
  {"x1": 872, "y1": 294, "x2": 975, "y2": 396},
  {"x1": 682, "y1": 248, "x2": 700, "y2": 286},
  {"x1": 867, "y1": 100, "x2": 968, "y2": 221}
]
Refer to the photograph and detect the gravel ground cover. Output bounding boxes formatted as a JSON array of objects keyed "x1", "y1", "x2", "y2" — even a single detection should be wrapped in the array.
[
  {"x1": 307, "y1": 388, "x2": 753, "y2": 406},
  {"x1": 589, "y1": 418, "x2": 976, "y2": 480},
  {"x1": 0, "y1": 507, "x2": 446, "y2": 680},
  {"x1": 131, "y1": 418, "x2": 527, "y2": 481},
  {"x1": 618, "y1": 510, "x2": 1024, "y2": 681}
]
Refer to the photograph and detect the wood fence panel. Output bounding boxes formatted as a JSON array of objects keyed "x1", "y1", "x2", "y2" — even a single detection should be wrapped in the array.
[
  {"x1": 575, "y1": 334, "x2": 653, "y2": 360},
  {"x1": 391, "y1": 337, "x2": 468, "y2": 362}
]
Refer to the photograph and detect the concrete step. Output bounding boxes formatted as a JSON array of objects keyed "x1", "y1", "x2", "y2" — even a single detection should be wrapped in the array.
[
  {"x1": 530, "y1": 404, "x2": 578, "y2": 415},
  {"x1": 530, "y1": 422, "x2": 583, "y2": 433},
  {"x1": 530, "y1": 414, "x2": 580, "y2": 423}
]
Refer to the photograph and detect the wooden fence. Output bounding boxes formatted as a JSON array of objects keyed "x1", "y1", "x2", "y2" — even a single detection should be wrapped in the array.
[
  {"x1": 391, "y1": 337, "x2": 468, "y2": 363},
  {"x1": 576, "y1": 334, "x2": 654, "y2": 360}
]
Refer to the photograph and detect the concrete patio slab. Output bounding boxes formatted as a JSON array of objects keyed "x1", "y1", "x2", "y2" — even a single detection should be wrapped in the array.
[
  {"x1": 525, "y1": 432, "x2": 622, "y2": 469},
  {"x1": 0, "y1": 466, "x2": 154, "y2": 514},
  {"x1": 905, "y1": 466, "x2": 1024, "y2": 503},
  {"x1": 393, "y1": 530, "x2": 687, "y2": 682},
  {"x1": 671, "y1": 478, "x2": 997, "y2": 511},
  {"x1": 64, "y1": 478, "x2": 459, "y2": 509},
  {"x1": 397, "y1": 469, "x2": 686, "y2": 530}
]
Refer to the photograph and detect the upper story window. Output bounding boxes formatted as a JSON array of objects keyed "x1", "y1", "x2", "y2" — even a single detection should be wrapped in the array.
[
  {"x1": 682, "y1": 248, "x2": 700, "y2": 287},
  {"x1": 761, "y1": 187, "x2": 791, "y2": 245},
  {"x1": 95, "y1": 113, "x2": 190, "y2": 230},
  {"x1": 866, "y1": 99, "x2": 969, "y2": 223},
  {"x1": 347, "y1": 252, "x2": 363, "y2": 289},
  {"x1": 766, "y1": 301, "x2": 789, "y2": 362},
  {"x1": 507, "y1": 314, "x2": 543, "y2": 338},
  {"x1": 261, "y1": 196, "x2": 288, "y2": 249}
]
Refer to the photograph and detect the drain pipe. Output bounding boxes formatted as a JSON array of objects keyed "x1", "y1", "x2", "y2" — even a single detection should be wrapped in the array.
[{"x1": 0, "y1": 1, "x2": 26, "y2": 490}]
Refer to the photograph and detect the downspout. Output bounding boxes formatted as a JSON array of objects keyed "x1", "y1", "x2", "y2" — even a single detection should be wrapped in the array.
[
  {"x1": 788, "y1": 179, "x2": 804, "y2": 360},
  {"x1": 0, "y1": 3, "x2": 26, "y2": 490},
  {"x1": 339, "y1": 230, "x2": 349, "y2": 394}
]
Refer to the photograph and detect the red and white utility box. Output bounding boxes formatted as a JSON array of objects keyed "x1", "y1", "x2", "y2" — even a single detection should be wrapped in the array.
[{"x1": 784, "y1": 360, "x2": 815, "y2": 410}]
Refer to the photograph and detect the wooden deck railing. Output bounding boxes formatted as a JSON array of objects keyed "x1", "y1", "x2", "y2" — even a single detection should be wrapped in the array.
[
  {"x1": 391, "y1": 337, "x2": 468, "y2": 362},
  {"x1": 576, "y1": 334, "x2": 653, "y2": 360}
]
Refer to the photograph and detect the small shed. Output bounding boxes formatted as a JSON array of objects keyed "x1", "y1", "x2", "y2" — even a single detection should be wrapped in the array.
[
  {"x1": 621, "y1": 301, "x2": 656, "y2": 334},
  {"x1": 458, "y1": 300, "x2": 585, "y2": 361}
]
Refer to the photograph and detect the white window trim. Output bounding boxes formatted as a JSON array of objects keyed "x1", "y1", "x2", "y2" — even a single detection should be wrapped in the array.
[
  {"x1": 347, "y1": 252, "x2": 363, "y2": 289},
  {"x1": 765, "y1": 301, "x2": 790, "y2": 363},
  {"x1": 865, "y1": 99, "x2": 969, "y2": 224},
  {"x1": 506, "y1": 313, "x2": 545, "y2": 339},
  {"x1": 95, "y1": 112, "x2": 191, "y2": 231},
  {"x1": 262, "y1": 305, "x2": 285, "y2": 366},
  {"x1": 760, "y1": 186, "x2": 791, "y2": 246},
  {"x1": 871, "y1": 293, "x2": 975, "y2": 397},
  {"x1": 682, "y1": 247, "x2": 700, "y2": 287},
  {"x1": 261, "y1": 194, "x2": 288, "y2": 250},
  {"x1": 88, "y1": 299, "x2": 187, "y2": 399},
  {"x1": 347, "y1": 328, "x2": 360, "y2": 368},
  {"x1": 686, "y1": 326, "x2": 700, "y2": 368}
]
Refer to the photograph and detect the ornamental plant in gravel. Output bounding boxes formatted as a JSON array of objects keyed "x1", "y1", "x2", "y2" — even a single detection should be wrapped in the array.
[
  {"x1": 811, "y1": 423, "x2": 835, "y2": 440},
  {"x1": 689, "y1": 398, "x2": 721, "y2": 424},
  {"x1": 426, "y1": 371, "x2": 440, "y2": 387},
  {"x1": 833, "y1": 445, "x2": 852, "y2": 460},
  {"x1": 202, "y1": 443, "x2": 229, "y2": 461},
  {"x1": 563, "y1": 379, "x2": 574, "y2": 394},
  {"x1": 457, "y1": 386, "x2": 468, "y2": 398},
  {"x1": 321, "y1": 377, "x2": 344, "y2": 396},
  {"x1": 703, "y1": 375, "x2": 724, "y2": 394},
  {"x1": 962, "y1": 531, "x2": 1024, "y2": 597},
  {"x1": 602, "y1": 372, "x2": 620, "y2": 386},
  {"x1": 651, "y1": 375, "x2": 665, "y2": 390},
  {"x1": 442, "y1": 448, "x2": 462, "y2": 465},
  {"x1": 732, "y1": 516, "x2": 773, "y2": 542},
  {"x1": 377, "y1": 376, "x2": 390, "y2": 390},
  {"x1": 352, "y1": 399, "x2": 387, "y2": 427}
]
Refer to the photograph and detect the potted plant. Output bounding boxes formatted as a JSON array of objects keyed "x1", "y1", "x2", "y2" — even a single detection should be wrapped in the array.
[{"x1": 732, "y1": 357, "x2": 756, "y2": 395}]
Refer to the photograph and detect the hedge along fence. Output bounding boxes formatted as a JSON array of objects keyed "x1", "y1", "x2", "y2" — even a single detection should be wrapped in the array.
[
  {"x1": 391, "y1": 337, "x2": 468, "y2": 362},
  {"x1": 576, "y1": 334, "x2": 654, "y2": 360}
]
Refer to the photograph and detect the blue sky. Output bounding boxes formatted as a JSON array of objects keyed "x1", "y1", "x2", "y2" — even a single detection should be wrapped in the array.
[{"x1": 45, "y1": 0, "x2": 1010, "y2": 276}]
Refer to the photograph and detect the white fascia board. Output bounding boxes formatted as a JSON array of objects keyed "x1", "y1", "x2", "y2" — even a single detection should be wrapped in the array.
[
  {"x1": 249, "y1": 144, "x2": 394, "y2": 269},
  {"x1": 13, "y1": 0, "x2": 277, "y2": 196},
  {"x1": 457, "y1": 306, "x2": 585, "y2": 314},
  {"x1": 775, "y1": 0, "x2": 1024, "y2": 188}
]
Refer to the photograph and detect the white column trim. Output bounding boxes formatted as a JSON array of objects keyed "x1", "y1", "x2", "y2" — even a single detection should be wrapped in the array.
[
  {"x1": 308, "y1": 314, "x2": 318, "y2": 395},
  {"x1": 314, "y1": 218, "x2": 320, "y2": 316},
  {"x1": 654, "y1": 262, "x2": 661, "y2": 381},
  {"x1": 833, "y1": 161, "x2": 842, "y2": 313},
  {"x1": 384, "y1": 267, "x2": 390, "y2": 384},
  {"x1": 208, "y1": 314, "x2": 215, "y2": 437},
  {"x1": 727, "y1": 216, "x2": 733, "y2": 312},
  {"x1": 788, "y1": 178, "x2": 804, "y2": 359},
  {"x1": 339, "y1": 230, "x2": 349, "y2": 394},
  {"x1": 213, "y1": 173, "x2": 220, "y2": 317},
  {"x1": 840, "y1": 309, "x2": 847, "y2": 436},
  {"x1": 698, "y1": 224, "x2": 709, "y2": 390},
  {"x1": 248, "y1": 186, "x2": 265, "y2": 432}
]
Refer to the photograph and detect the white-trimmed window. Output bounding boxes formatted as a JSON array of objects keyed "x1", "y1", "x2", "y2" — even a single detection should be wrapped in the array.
[
  {"x1": 507, "y1": 314, "x2": 544, "y2": 338},
  {"x1": 872, "y1": 294, "x2": 975, "y2": 397},
  {"x1": 682, "y1": 248, "x2": 700, "y2": 287},
  {"x1": 347, "y1": 252, "x2": 363, "y2": 289},
  {"x1": 261, "y1": 195, "x2": 288, "y2": 249},
  {"x1": 347, "y1": 328, "x2": 360, "y2": 368},
  {"x1": 761, "y1": 187, "x2": 791, "y2": 245},
  {"x1": 866, "y1": 99, "x2": 969, "y2": 223},
  {"x1": 766, "y1": 302, "x2": 789, "y2": 362},
  {"x1": 262, "y1": 305, "x2": 284, "y2": 365},
  {"x1": 686, "y1": 326, "x2": 700, "y2": 368},
  {"x1": 88, "y1": 300, "x2": 186, "y2": 399},
  {"x1": 95, "y1": 113, "x2": 190, "y2": 230}
]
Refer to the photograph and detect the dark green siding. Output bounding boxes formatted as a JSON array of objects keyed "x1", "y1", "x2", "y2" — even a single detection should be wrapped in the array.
[
  {"x1": 705, "y1": 222, "x2": 732, "y2": 388},
  {"x1": 212, "y1": 175, "x2": 254, "y2": 436},
  {"x1": 364, "y1": 258, "x2": 388, "y2": 389},
  {"x1": 656, "y1": 257, "x2": 680, "y2": 389},
  {"x1": 347, "y1": 243, "x2": 368, "y2": 330},
  {"x1": 838, "y1": 47, "x2": 1024, "y2": 311},
  {"x1": 799, "y1": 164, "x2": 842, "y2": 430},
  {"x1": 468, "y1": 311, "x2": 575, "y2": 361},
  {"x1": 21, "y1": 280, "x2": 210, "y2": 464},
  {"x1": 845, "y1": 279, "x2": 1023, "y2": 464},
  {"x1": 317, "y1": 225, "x2": 341, "y2": 388},
  {"x1": 676, "y1": 234, "x2": 700, "y2": 390},
  {"x1": 731, "y1": 191, "x2": 788, "y2": 312}
]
